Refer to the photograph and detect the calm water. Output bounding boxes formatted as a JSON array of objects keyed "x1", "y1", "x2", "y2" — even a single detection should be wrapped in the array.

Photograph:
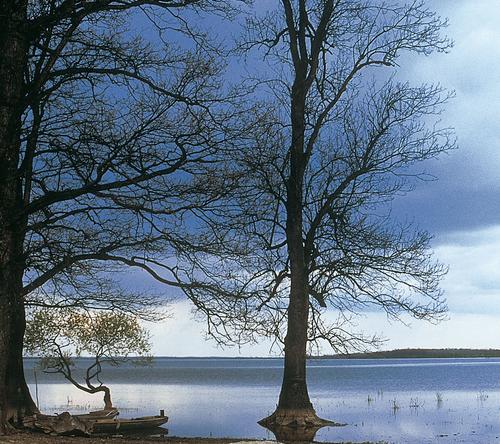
[{"x1": 24, "y1": 357, "x2": 500, "y2": 443}]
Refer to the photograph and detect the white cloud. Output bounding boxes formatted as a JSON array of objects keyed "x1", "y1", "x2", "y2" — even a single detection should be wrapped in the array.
[
  {"x1": 145, "y1": 300, "x2": 275, "y2": 357},
  {"x1": 400, "y1": 1, "x2": 500, "y2": 188},
  {"x1": 354, "y1": 312, "x2": 500, "y2": 350},
  {"x1": 353, "y1": 225, "x2": 500, "y2": 349},
  {"x1": 143, "y1": 225, "x2": 500, "y2": 356},
  {"x1": 436, "y1": 225, "x2": 500, "y2": 314}
]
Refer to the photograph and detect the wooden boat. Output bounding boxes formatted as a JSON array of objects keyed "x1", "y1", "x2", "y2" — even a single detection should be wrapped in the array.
[
  {"x1": 91, "y1": 414, "x2": 168, "y2": 433},
  {"x1": 32, "y1": 408, "x2": 119, "y2": 420},
  {"x1": 75, "y1": 409, "x2": 119, "y2": 419}
]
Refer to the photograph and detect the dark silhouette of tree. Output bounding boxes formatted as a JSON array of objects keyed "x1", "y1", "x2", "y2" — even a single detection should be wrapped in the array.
[
  {"x1": 0, "y1": 0, "x2": 247, "y2": 432},
  {"x1": 178, "y1": 0, "x2": 455, "y2": 433}
]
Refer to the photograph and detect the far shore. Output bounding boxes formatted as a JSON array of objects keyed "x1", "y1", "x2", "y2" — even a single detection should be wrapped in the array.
[
  {"x1": 23, "y1": 348, "x2": 500, "y2": 360},
  {"x1": 316, "y1": 348, "x2": 500, "y2": 359}
]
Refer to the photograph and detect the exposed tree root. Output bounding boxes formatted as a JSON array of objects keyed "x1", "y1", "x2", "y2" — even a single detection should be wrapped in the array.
[
  {"x1": 259, "y1": 408, "x2": 345, "y2": 441},
  {"x1": 0, "y1": 408, "x2": 23, "y2": 435},
  {"x1": 0, "y1": 419, "x2": 16, "y2": 435},
  {"x1": 259, "y1": 407, "x2": 341, "y2": 428}
]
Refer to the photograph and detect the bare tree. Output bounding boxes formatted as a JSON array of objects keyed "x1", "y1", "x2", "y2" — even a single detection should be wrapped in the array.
[
  {"x1": 0, "y1": 0, "x2": 247, "y2": 431},
  {"x1": 177, "y1": 0, "x2": 455, "y2": 433}
]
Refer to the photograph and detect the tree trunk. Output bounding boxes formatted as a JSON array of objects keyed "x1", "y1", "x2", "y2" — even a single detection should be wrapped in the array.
[
  {"x1": 79, "y1": 385, "x2": 114, "y2": 411},
  {"x1": 99, "y1": 386, "x2": 114, "y2": 411},
  {"x1": 260, "y1": 79, "x2": 328, "y2": 430},
  {"x1": 0, "y1": 0, "x2": 36, "y2": 433},
  {"x1": 1, "y1": 295, "x2": 37, "y2": 431},
  {"x1": 62, "y1": 371, "x2": 115, "y2": 412},
  {"x1": 259, "y1": 229, "x2": 323, "y2": 428},
  {"x1": 273, "y1": 135, "x2": 317, "y2": 422}
]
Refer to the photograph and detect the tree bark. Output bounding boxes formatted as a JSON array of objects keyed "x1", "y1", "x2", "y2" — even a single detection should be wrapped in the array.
[
  {"x1": 259, "y1": 3, "x2": 338, "y2": 427},
  {"x1": 0, "y1": 0, "x2": 37, "y2": 433},
  {"x1": 100, "y1": 386, "x2": 114, "y2": 411},
  {"x1": 60, "y1": 369, "x2": 115, "y2": 412},
  {"x1": 259, "y1": 74, "x2": 327, "y2": 430}
]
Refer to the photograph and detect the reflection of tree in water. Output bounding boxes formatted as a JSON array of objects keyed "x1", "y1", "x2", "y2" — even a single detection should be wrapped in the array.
[{"x1": 260, "y1": 419, "x2": 346, "y2": 442}]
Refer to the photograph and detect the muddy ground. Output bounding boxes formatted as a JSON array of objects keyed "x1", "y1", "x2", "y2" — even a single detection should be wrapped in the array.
[
  {"x1": 0, "y1": 432, "x2": 250, "y2": 444},
  {"x1": 0, "y1": 431, "x2": 383, "y2": 444}
]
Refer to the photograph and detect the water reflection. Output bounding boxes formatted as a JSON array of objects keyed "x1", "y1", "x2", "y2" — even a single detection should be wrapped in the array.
[
  {"x1": 25, "y1": 357, "x2": 500, "y2": 443},
  {"x1": 258, "y1": 412, "x2": 344, "y2": 442},
  {"x1": 263, "y1": 423, "x2": 323, "y2": 442}
]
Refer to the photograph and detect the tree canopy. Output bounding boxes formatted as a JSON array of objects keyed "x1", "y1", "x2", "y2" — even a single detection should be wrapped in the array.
[
  {"x1": 175, "y1": 0, "x2": 454, "y2": 433},
  {"x1": 25, "y1": 309, "x2": 152, "y2": 410},
  {"x1": 0, "y1": 0, "x2": 455, "y2": 437},
  {"x1": 0, "y1": 0, "x2": 247, "y2": 430}
]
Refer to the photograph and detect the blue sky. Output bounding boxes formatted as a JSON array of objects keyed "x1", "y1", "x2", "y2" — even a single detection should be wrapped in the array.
[{"x1": 143, "y1": 1, "x2": 500, "y2": 356}]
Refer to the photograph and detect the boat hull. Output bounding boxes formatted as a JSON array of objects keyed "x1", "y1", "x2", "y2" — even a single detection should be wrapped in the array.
[{"x1": 92, "y1": 415, "x2": 168, "y2": 433}]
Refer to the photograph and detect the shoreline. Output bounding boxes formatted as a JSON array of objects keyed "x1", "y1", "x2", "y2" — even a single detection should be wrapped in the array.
[
  {"x1": 24, "y1": 350, "x2": 500, "y2": 360},
  {"x1": 0, "y1": 433, "x2": 241, "y2": 444},
  {"x1": 0, "y1": 431, "x2": 383, "y2": 444}
]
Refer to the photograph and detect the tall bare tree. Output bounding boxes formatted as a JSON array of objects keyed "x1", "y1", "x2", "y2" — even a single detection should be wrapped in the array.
[
  {"x1": 0, "y1": 0, "x2": 246, "y2": 431},
  {"x1": 177, "y1": 0, "x2": 455, "y2": 433}
]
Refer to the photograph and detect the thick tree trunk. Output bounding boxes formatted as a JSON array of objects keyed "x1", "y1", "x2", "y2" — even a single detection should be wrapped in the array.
[
  {"x1": 271, "y1": 152, "x2": 317, "y2": 424},
  {"x1": 0, "y1": 0, "x2": 37, "y2": 433},
  {"x1": 259, "y1": 188, "x2": 326, "y2": 428},
  {"x1": 1, "y1": 295, "x2": 37, "y2": 431},
  {"x1": 260, "y1": 80, "x2": 328, "y2": 431},
  {"x1": 259, "y1": 238, "x2": 324, "y2": 428}
]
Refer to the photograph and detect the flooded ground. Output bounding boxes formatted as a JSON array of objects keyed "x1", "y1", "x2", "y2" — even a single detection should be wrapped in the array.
[{"x1": 25, "y1": 357, "x2": 500, "y2": 443}]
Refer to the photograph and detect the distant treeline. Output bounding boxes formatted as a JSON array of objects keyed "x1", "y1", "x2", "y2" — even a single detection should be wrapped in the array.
[{"x1": 315, "y1": 349, "x2": 500, "y2": 359}]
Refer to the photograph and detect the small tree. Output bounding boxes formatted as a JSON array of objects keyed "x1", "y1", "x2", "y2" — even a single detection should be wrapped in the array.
[{"x1": 25, "y1": 310, "x2": 152, "y2": 411}]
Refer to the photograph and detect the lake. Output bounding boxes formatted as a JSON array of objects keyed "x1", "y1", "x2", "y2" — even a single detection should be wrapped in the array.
[{"x1": 24, "y1": 357, "x2": 500, "y2": 443}]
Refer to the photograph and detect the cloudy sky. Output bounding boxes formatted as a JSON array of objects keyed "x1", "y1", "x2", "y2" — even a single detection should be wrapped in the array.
[{"x1": 145, "y1": 1, "x2": 500, "y2": 356}]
